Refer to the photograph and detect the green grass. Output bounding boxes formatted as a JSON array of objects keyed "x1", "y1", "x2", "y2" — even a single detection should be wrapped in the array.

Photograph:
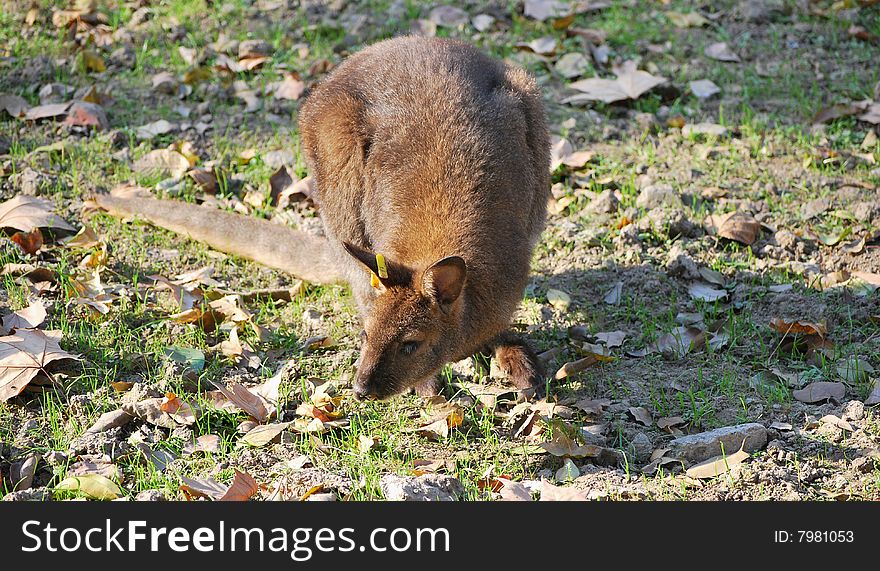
[{"x1": 1, "y1": 0, "x2": 879, "y2": 502}]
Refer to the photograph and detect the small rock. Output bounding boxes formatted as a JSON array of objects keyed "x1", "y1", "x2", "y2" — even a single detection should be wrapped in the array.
[
  {"x1": 135, "y1": 490, "x2": 167, "y2": 501},
  {"x1": 152, "y1": 72, "x2": 178, "y2": 94},
  {"x1": 736, "y1": 0, "x2": 787, "y2": 22},
  {"x1": 38, "y1": 82, "x2": 73, "y2": 104},
  {"x1": 63, "y1": 101, "x2": 109, "y2": 130},
  {"x1": 109, "y1": 45, "x2": 136, "y2": 69},
  {"x1": 302, "y1": 308, "x2": 323, "y2": 328},
  {"x1": 629, "y1": 432, "x2": 653, "y2": 462},
  {"x1": 644, "y1": 207, "x2": 700, "y2": 238},
  {"x1": 2, "y1": 488, "x2": 52, "y2": 501},
  {"x1": 585, "y1": 188, "x2": 619, "y2": 214},
  {"x1": 305, "y1": 492, "x2": 337, "y2": 501},
  {"x1": 380, "y1": 474, "x2": 464, "y2": 501},
  {"x1": 669, "y1": 423, "x2": 768, "y2": 463},
  {"x1": 636, "y1": 183, "x2": 681, "y2": 209},
  {"x1": 11, "y1": 453, "x2": 41, "y2": 490},
  {"x1": 851, "y1": 456, "x2": 874, "y2": 474},
  {"x1": 239, "y1": 39, "x2": 272, "y2": 59},
  {"x1": 852, "y1": 201, "x2": 879, "y2": 222},
  {"x1": 12, "y1": 167, "x2": 51, "y2": 196},
  {"x1": 666, "y1": 244, "x2": 701, "y2": 280},
  {"x1": 842, "y1": 400, "x2": 865, "y2": 422}
]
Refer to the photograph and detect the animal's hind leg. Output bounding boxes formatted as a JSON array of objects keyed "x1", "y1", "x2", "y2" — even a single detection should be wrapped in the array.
[{"x1": 491, "y1": 331, "x2": 545, "y2": 398}]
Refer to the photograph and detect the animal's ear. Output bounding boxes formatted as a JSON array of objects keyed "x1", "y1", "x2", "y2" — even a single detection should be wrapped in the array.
[
  {"x1": 422, "y1": 256, "x2": 466, "y2": 311},
  {"x1": 342, "y1": 241, "x2": 395, "y2": 288}
]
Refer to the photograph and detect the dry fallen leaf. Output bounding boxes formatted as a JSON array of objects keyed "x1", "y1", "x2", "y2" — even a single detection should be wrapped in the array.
[
  {"x1": 183, "y1": 434, "x2": 222, "y2": 455},
  {"x1": 208, "y1": 379, "x2": 270, "y2": 422},
  {"x1": 539, "y1": 479, "x2": 589, "y2": 501},
  {"x1": 704, "y1": 42, "x2": 741, "y2": 62},
  {"x1": 565, "y1": 60, "x2": 667, "y2": 104},
  {"x1": 666, "y1": 10, "x2": 708, "y2": 27},
  {"x1": 241, "y1": 422, "x2": 290, "y2": 447},
  {"x1": 792, "y1": 381, "x2": 845, "y2": 404},
  {"x1": 1, "y1": 298, "x2": 47, "y2": 332},
  {"x1": 0, "y1": 195, "x2": 75, "y2": 233},
  {"x1": 710, "y1": 211, "x2": 761, "y2": 245},
  {"x1": 687, "y1": 281, "x2": 728, "y2": 302},
  {"x1": 55, "y1": 473, "x2": 122, "y2": 500},
  {"x1": 603, "y1": 281, "x2": 623, "y2": 305},
  {"x1": 160, "y1": 392, "x2": 198, "y2": 425},
  {"x1": 628, "y1": 406, "x2": 653, "y2": 426},
  {"x1": 769, "y1": 318, "x2": 827, "y2": 338},
  {"x1": 11, "y1": 228, "x2": 43, "y2": 256},
  {"x1": 0, "y1": 329, "x2": 78, "y2": 402},
  {"x1": 132, "y1": 149, "x2": 190, "y2": 179},
  {"x1": 540, "y1": 432, "x2": 602, "y2": 458},
  {"x1": 496, "y1": 477, "x2": 533, "y2": 501},
  {"x1": 686, "y1": 444, "x2": 749, "y2": 479},
  {"x1": 546, "y1": 288, "x2": 571, "y2": 311}
]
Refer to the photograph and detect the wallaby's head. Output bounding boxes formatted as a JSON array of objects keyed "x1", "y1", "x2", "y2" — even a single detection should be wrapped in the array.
[{"x1": 342, "y1": 242, "x2": 467, "y2": 400}]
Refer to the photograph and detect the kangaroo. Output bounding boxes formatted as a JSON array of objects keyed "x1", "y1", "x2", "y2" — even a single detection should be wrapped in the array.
[{"x1": 95, "y1": 36, "x2": 550, "y2": 400}]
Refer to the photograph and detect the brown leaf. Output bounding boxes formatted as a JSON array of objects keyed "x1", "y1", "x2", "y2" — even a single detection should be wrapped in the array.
[
  {"x1": 711, "y1": 211, "x2": 760, "y2": 245},
  {"x1": 628, "y1": 406, "x2": 653, "y2": 426},
  {"x1": 496, "y1": 478, "x2": 533, "y2": 501},
  {"x1": 571, "y1": 397, "x2": 611, "y2": 415},
  {"x1": 63, "y1": 225, "x2": 101, "y2": 249},
  {"x1": 160, "y1": 392, "x2": 198, "y2": 425},
  {"x1": 241, "y1": 422, "x2": 290, "y2": 447},
  {"x1": 515, "y1": 36, "x2": 557, "y2": 55},
  {"x1": 540, "y1": 432, "x2": 602, "y2": 458},
  {"x1": 0, "y1": 196, "x2": 75, "y2": 233},
  {"x1": 812, "y1": 104, "x2": 858, "y2": 125},
  {"x1": 539, "y1": 479, "x2": 589, "y2": 501},
  {"x1": 208, "y1": 379, "x2": 270, "y2": 422},
  {"x1": 133, "y1": 149, "x2": 190, "y2": 179},
  {"x1": 10, "y1": 228, "x2": 43, "y2": 255},
  {"x1": 686, "y1": 446, "x2": 749, "y2": 478},
  {"x1": 24, "y1": 102, "x2": 71, "y2": 121},
  {"x1": 565, "y1": 60, "x2": 666, "y2": 104},
  {"x1": 769, "y1": 318, "x2": 827, "y2": 338},
  {"x1": 180, "y1": 476, "x2": 229, "y2": 501},
  {"x1": 554, "y1": 355, "x2": 602, "y2": 380},
  {"x1": 792, "y1": 381, "x2": 845, "y2": 403},
  {"x1": 273, "y1": 72, "x2": 305, "y2": 100},
  {"x1": 0, "y1": 93, "x2": 29, "y2": 118},
  {"x1": 704, "y1": 42, "x2": 741, "y2": 62},
  {"x1": 182, "y1": 434, "x2": 222, "y2": 455},
  {"x1": 0, "y1": 329, "x2": 79, "y2": 402},
  {"x1": 603, "y1": 281, "x2": 622, "y2": 305},
  {"x1": 2, "y1": 298, "x2": 47, "y2": 332}
]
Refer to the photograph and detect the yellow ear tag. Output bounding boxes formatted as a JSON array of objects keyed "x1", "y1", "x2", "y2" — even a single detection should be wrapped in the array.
[
  {"x1": 370, "y1": 272, "x2": 380, "y2": 288},
  {"x1": 375, "y1": 253, "x2": 388, "y2": 279}
]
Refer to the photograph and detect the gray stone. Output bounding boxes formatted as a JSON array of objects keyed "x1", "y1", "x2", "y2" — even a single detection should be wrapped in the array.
[
  {"x1": 843, "y1": 400, "x2": 865, "y2": 422},
  {"x1": 737, "y1": 0, "x2": 786, "y2": 22},
  {"x1": 643, "y1": 207, "x2": 700, "y2": 238},
  {"x1": 380, "y1": 474, "x2": 464, "y2": 501},
  {"x1": 666, "y1": 244, "x2": 701, "y2": 280},
  {"x1": 669, "y1": 423, "x2": 768, "y2": 463},
  {"x1": 3, "y1": 488, "x2": 51, "y2": 501},
  {"x1": 585, "y1": 189, "x2": 619, "y2": 214},
  {"x1": 629, "y1": 432, "x2": 653, "y2": 462},
  {"x1": 636, "y1": 183, "x2": 681, "y2": 209},
  {"x1": 135, "y1": 490, "x2": 167, "y2": 501}
]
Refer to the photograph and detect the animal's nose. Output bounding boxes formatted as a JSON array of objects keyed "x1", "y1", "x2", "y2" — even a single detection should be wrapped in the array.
[{"x1": 353, "y1": 383, "x2": 370, "y2": 400}]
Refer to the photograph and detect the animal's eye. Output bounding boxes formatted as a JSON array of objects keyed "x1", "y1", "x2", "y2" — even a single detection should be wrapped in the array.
[{"x1": 400, "y1": 341, "x2": 420, "y2": 355}]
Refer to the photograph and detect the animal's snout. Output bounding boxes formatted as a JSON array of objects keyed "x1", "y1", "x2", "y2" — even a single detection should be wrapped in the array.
[{"x1": 352, "y1": 366, "x2": 379, "y2": 401}]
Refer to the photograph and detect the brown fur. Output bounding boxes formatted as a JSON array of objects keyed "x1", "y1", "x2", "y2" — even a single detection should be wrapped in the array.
[
  {"x1": 299, "y1": 36, "x2": 550, "y2": 399},
  {"x1": 95, "y1": 36, "x2": 550, "y2": 400}
]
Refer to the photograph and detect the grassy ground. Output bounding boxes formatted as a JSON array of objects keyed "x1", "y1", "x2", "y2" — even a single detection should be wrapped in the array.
[{"x1": 1, "y1": 0, "x2": 879, "y2": 501}]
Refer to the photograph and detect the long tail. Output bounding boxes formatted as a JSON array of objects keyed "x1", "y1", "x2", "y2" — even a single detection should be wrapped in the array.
[{"x1": 93, "y1": 191, "x2": 346, "y2": 285}]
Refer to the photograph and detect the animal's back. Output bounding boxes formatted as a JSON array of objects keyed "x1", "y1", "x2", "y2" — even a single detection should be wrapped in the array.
[{"x1": 299, "y1": 36, "x2": 549, "y2": 354}]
